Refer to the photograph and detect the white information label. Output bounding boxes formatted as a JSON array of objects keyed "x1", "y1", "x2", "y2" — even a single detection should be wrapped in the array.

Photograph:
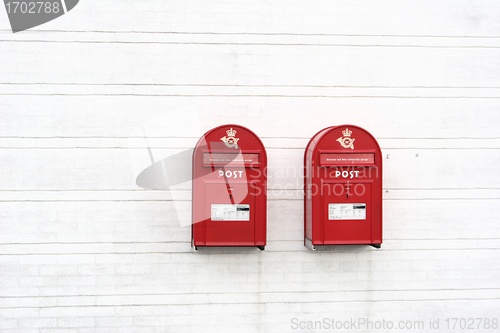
[
  {"x1": 328, "y1": 203, "x2": 366, "y2": 220},
  {"x1": 211, "y1": 204, "x2": 250, "y2": 221}
]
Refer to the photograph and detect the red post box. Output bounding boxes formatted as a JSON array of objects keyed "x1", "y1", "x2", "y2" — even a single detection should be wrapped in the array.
[
  {"x1": 192, "y1": 124, "x2": 267, "y2": 250},
  {"x1": 304, "y1": 125, "x2": 382, "y2": 249}
]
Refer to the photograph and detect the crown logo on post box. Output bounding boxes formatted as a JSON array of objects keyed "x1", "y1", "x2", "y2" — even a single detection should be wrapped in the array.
[
  {"x1": 337, "y1": 127, "x2": 355, "y2": 149},
  {"x1": 342, "y1": 128, "x2": 352, "y2": 137},
  {"x1": 220, "y1": 127, "x2": 240, "y2": 149},
  {"x1": 226, "y1": 128, "x2": 237, "y2": 137}
]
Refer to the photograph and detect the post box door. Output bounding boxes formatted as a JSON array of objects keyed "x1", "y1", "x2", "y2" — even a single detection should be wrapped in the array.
[
  {"x1": 322, "y1": 181, "x2": 372, "y2": 244},
  {"x1": 192, "y1": 124, "x2": 267, "y2": 249},
  {"x1": 203, "y1": 180, "x2": 256, "y2": 244}
]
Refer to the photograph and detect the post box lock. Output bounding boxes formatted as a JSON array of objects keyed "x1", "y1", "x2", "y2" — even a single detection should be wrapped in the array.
[
  {"x1": 192, "y1": 125, "x2": 267, "y2": 250},
  {"x1": 304, "y1": 125, "x2": 383, "y2": 250}
]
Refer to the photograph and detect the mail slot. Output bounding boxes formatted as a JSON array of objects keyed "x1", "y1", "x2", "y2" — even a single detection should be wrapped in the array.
[
  {"x1": 304, "y1": 125, "x2": 382, "y2": 249},
  {"x1": 192, "y1": 124, "x2": 267, "y2": 250}
]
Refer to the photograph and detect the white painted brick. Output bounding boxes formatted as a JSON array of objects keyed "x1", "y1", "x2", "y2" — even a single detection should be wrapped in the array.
[
  {"x1": 76, "y1": 306, "x2": 118, "y2": 318},
  {"x1": 95, "y1": 316, "x2": 134, "y2": 328},
  {"x1": 18, "y1": 318, "x2": 58, "y2": 329},
  {"x1": 79, "y1": 329, "x2": 119, "y2": 333},
  {"x1": 56, "y1": 276, "x2": 96, "y2": 287},
  {"x1": 57, "y1": 318, "x2": 96, "y2": 328},
  {"x1": 39, "y1": 265, "x2": 79, "y2": 276},
  {"x1": 0, "y1": 319, "x2": 17, "y2": 330}
]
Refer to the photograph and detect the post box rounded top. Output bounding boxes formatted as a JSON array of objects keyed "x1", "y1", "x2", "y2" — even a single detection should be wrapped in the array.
[
  {"x1": 194, "y1": 124, "x2": 267, "y2": 156},
  {"x1": 306, "y1": 124, "x2": 382, "y2": 155}
]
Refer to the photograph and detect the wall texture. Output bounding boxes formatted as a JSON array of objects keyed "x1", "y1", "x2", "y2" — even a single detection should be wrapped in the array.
[{"x1": 1, "y1": 1, "x2": 499, "y2": 332}]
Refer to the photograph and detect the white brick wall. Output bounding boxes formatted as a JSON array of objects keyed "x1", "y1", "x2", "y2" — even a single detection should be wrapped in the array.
[{"x1": 1, "y1": 0, "x2": 500, "y2": 332}]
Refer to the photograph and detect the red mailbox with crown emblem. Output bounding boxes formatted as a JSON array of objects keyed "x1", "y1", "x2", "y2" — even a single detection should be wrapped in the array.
[
  {"x1": 304, "y1": 125, "x2": 382, "y2": 249},
  {"x1": 192, "y1": 124, "x2": 267, "y2": 250}
]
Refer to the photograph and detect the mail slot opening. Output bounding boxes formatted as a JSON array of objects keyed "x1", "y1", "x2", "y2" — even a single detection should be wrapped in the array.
[
  {"x1": 320, "y1": 153, "x2": 375, "y2": 166},
  {"x1": 203, "y1": 152, "x2": 260, "y2": 167}
]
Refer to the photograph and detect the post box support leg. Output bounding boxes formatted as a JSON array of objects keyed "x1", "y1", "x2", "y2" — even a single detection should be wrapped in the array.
[
  {"x1": 304, "y1": 238, "x2": 316, "y2": 251},
  {"x1": 257, "y1": 246, "x2": 265, "y2": 251},
  {"x1": 371, "y1": 244, "x2": 381, "y2": 249}
]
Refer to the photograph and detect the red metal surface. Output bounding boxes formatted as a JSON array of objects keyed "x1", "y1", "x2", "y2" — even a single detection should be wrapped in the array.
[
  {"x1": 192, "y1": 124, "x2": 267, "y2": 249},
  {"x1": 304, "y1": 125, "x2": 382, "y2": 247}
]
